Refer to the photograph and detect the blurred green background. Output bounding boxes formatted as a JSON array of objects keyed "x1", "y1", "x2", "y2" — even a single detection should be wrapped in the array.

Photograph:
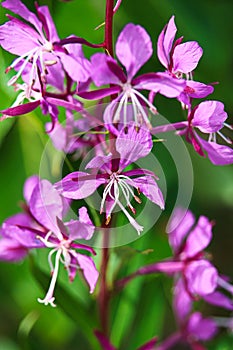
[{"x1": 0, "y1": 0, "x2": 233, "y2": 349}]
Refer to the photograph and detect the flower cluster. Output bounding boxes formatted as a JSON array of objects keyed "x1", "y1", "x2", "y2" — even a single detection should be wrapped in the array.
[{"x1": 0, "y1": 0, "x2": 232, "y2": 348}]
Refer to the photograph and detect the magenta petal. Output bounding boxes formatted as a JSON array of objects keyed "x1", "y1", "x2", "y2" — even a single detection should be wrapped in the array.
[
  {"x1": 203, "y1": 291, "x2": 233, "y2": 310},
  {"x1": 128, "y1": 175, "x2": 164, "y2": 209},
  {"x1": 173, "y1": 278, "x2": 192, "y2": 321},
  {"x1": 54, "y1": 171, "x2": 106, "y2": 200},
  {"x1": 91, "y1": 53, "x2": 123, "y2": 86},
  {"x1": 23, "y1": 175, "x2": 40, "y2": 204},
  {"x1": 0, "y1": 20, "x2": 40, "y2": 55},
  {"x1": 2, "y1": 0, "x2": 43, "y2": 36},
  {"x1": 197, "y1": 136, "x2": 233, "y2": 165},
  {"x1": 116, "y1": 124, "x2": 152, "y2": 168},
  {"x1": 192, "y1": 101, "x2": 228, "y2": 133},
  {"x1": 1, "y1": 223, "x2": 43, "y2": 248},
  {"x1": 167, "y1": 208, "x2": 195, "y2": 253},
  {"x1": 75, "y1": 253, "x2": 99, "y2": 293},
  {"x1": 36, "y1": 5, "x2": 59, "y2": 42},
  {"x1": 184, "y1": 81, "x2": 214, "y2": 99},
  {"x1": 157, "y1": 16, "x2": 177, "y2": 69},
  {"x1": 78, "y1": 86, "x2": 120, "y2": 100},
  {"x1": 185, "y1": 260, "x2": 218, "y2": 296},
  {"x1": 116, "y1": 23, "x2": 152, "y2": 79},
  {"x1": 58, "y1": 52, "x2": 91, "y2": 82},
  {"x1": 187, "y1": 312, "x2": 217, "y2": 341},
  {"x1": 0, "y1": 238, "x2": 28, "y2": 261},
  {"x1": 29, "y1": 180, "x2": 63, "y2": 233},
  {"x1": 133, "y1": 72, "x2": 186, "y2": 98},
  {"x1": 173, "y1": 41, "x2": 203, "y2": 74},
  {"x1": 1, "y1": 100, "x2": 41, "y2": 118},
  {"x1": 86, "y1": 154, "x2": 112, "y2": 172},
  {"x1": 65, "y1": 219, "x2": 94, "y2": 240},
  {"x1": 183, "y1": 215, "x2": 213, "y2": 258}
]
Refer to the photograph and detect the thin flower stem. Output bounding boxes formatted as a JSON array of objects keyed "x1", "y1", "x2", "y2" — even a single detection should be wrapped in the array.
[{"x1": 104, "y1": 0, "x2": 114, "y2": 56}]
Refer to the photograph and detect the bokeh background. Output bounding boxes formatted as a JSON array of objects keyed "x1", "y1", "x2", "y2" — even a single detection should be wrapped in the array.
[{"x1": 0, "y1": 0, "x2": 233, "y2": 349}]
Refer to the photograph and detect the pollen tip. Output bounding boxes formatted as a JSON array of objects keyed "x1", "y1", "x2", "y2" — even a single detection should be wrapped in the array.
[
  {"x1": 5, "y1": 66, "x2": 11, "y2": 74},
  {"x1": 105, "y1": 216, "x2": 111, "y2": 225},
  {"x1": 134, "y1": 195, "x2": 142, "y2": 204}
]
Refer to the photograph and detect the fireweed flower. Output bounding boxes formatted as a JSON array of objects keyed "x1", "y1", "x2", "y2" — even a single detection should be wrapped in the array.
[
  {"x1": 152, "y1": 100, "x2": 233, "y2": 165},
  {"x1": 0, "y1": 175, "x2": 98, "y2": 307},
  {"x1": 131, "y1": 208, "x2": 233, "y2": 309},
  {"x1": 55, "y1": 124, "x2": 165, "y2": 235},
  {"x1": 0, "y1": 0, "x2": 91, "y2": 89},
  {"x1": 157, "y1": 15, "x2": 214, "y2": 107},
  {"x1": 79, "y1": 23, "x2": 186, "y2": 134}
]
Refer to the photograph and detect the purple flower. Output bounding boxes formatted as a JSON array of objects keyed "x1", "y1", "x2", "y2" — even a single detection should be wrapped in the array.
[
  {"x1": 0, "y1": 0, "x2": 91, "y2": 88},
  {"x1": 0, "y1": 175, "x2": 99, "y2": 306},
  {"x1": 152, "y1": 100, "x2": 233, "y2": 165},
  {"x1": 134, "y1": 208, "x2": 233, "y2": 310},
  {"x1": 79, "y1": 23, "x2": 185, "y2": 134},
  {"x1": 157, "y1": 16, "x2": 214, "y2": 107},
  {"x1": 55, "y1": 124, "x2": 164, "y2": 235}
]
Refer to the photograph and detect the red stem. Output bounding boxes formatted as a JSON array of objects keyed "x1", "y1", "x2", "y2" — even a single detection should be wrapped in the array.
[{"x1": 98, "y1": 0, "x2": 115, "y2": 336}]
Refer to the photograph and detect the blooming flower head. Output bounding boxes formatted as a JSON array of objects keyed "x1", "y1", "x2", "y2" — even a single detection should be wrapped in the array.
[
  {"x1": 55, "y1": 124, "x2": 165, "y2": 235},
  {"x1": 0, "y1": 0, "x2": 91, "y2": 90},
  {"x1": 0, "y1": 175, "x2": 98, "y2": 306},
  {"x1": 79, "y1": 23, "x2": 185, "y2": 134}
]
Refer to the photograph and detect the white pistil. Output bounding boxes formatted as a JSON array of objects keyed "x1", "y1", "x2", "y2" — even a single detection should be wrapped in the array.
[
  {"x1": 101, "y1": 172, "x2": 144, "y2": 234},
  {"x1": 38, "y1": 249, "x2": 62, "y2": 307}
]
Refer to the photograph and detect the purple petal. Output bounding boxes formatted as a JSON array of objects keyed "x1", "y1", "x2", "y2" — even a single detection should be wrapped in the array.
[
  {"x1": 116, "y1": 23, "x2": 152, "y2": 79},
  {"x1": 187, "y1": 312, "x2": 218, "y2": 341},
  {"x1": 184, "y1": 81, "x2": 214, "y2": 99},
  {"x1": 36, "y1": 5, "x2": 59, "y2": 42},
  {"x1": 65, "y1": 219, "x2": 95, "y2": 240},
  {"x1": 157, "y1": 16, "x2": 177, "y2": 69},
  {"x1": 203, "y1": 291, "x2": 233, "y2": 310},
  {"x1": 54, "y1": 171, "x2": 106, "y2": 200},
  {"x1": 29, "y1": 179, "x2": 63, "y2": 233},
  {"x1": 58, "y1": 52, "x2": 91, "y2": 83},
  {"x1": 78, "y1": 86, "x2": 120, "y2": 100},
  {"x1": 85, "y1": 154, "x2": 112, "y2": 172},
  {"x1": 197, "y1": 136, "x2": 233, "y2": 165},
  {"x1": 173, "y1": 41, "x2": 203, "y2": 74},
  {"x1": 75, "y1": 253, "x2": 99, "y2": 293},
  {"x1": 2, "y1": 0, "x2": 43, "y2": 36},
  {"x1": 192, "y1": 101, "x2": 228, "y2": 133},
  {"x1": 133, "y1": 72, "x2": 186, "y2": 98},
  {"x1": 23, "y1": 175, "x2": 40, "y2": 204},
  {"x1": 167, "y1": 208, "x2": 195, "y2": 253},
  {"x1": 78, "y1": 207, "x2": 93, "y2": 226},
  {"x1": 1, "y1": 100, "x2": 41, "y2": 118},
  {"x1": 185, "y1": 260, "x2": 218, "y2": 296},
  {"x1": 0, "y1": 238, "x2": 28, "y2": 261},
  {"x1": 128, "y1": 175, "x2": 164, "y2": 209},
  {"x1": 91, "y1": 53, "x2": 123, "y2": 86},
  {"x1": 1, "y1": 223, "x2": 43, "y2": 248},
  {"x1": 173, "y1": 279, "x2": 193, "y2": 322},
  {"x1": 116, "y1": 124, "x2": 152, "y2": 168},
  {"x1": 183, "y1": 215, "x2": 213, "y2": 258},
  {"x1": 0, "y1": 20, "x2": 40, "y2": 56}
]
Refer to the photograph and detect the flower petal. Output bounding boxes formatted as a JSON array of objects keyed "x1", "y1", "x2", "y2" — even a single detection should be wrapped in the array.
[
  {"x1": 116, "y1": 23, "x2": 152, "y2": 79},
  {"x1": 197, "y1": 136, "x2": 233, "y2": 165},
  {"x1": 203, "y1": 291, "x2": 233, "y2": 310},
  {"x1": 36, "y1": 5, "x2": 59, "y2": 42},
  {"x1": 167, "y1": 208, "x2": 195, "y2": 253},
  {"x1": 65, "y1": 219, "x2": 94, "y2": 240},
  {"x1": 29, "y1": 179, "x2": 63, "y2": 233},
  {"x1": 183, "y1": 215, "x2": 213, "y2": 258},
  {"x1": 54, "y1": 171, "x2": 106, "y2": 200},
  {"x1": 192, "y1": 101, "x2": 228, "y2": 133},
  {"x1": 75, "y1": 253, "x2": 99, "y2": 293},
  {"x1": 173, "y1": 41, "x2": 203, "y2": 74},
  {"x1": 58, "y1": 52, "x2": 91, "y2": 83},
  {"x1": 187, "y1": 312, "x2": 217, "y2": 341},
  {"x1": 91, "y1": 53, "x2": 124, "y2": 86},
  {"x1": 133, "y1": 72, "x2": 186, "y2": 98},
  {"x1": 23, "y1": 175, "x2": 40, "y2": 204},
  {"x1": 116, "y1": 124, "x2": 152, "y2": 168},
  {"x1": 157, "y1": 16, "x2": 177, "y2": 69},
  {"x1": 0, "y1": 238, "x2": 28, "y2": 261},
  {"x1": 173, "y1": 278, "x2": 193, "y2": 321},
  {"x1": 2, "y1": 0, "x2": 43, "y2": 36},
  {"x1": 185, "y1": 260, "x2": 218, "y2": 296},
  {"x1": 1, "y1": 100, "x2": 41, "y2": 118}
]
